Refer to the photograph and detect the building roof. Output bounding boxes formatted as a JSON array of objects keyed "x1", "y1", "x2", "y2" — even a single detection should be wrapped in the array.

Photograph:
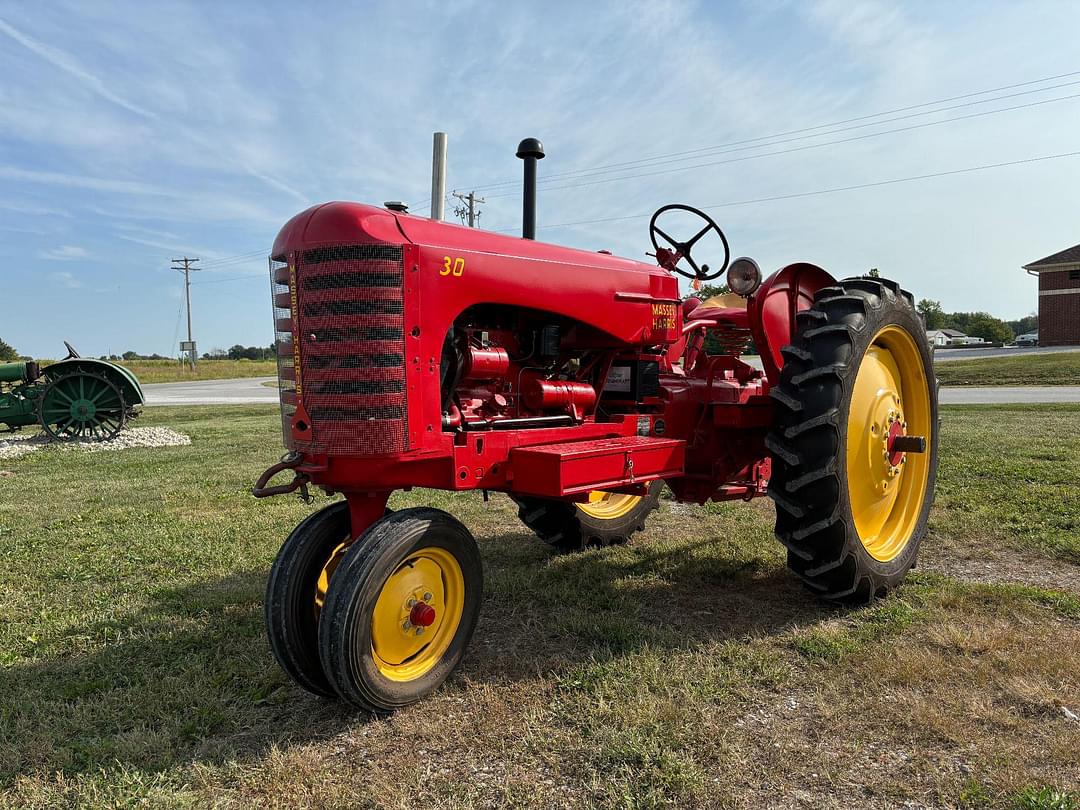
[
  {"x1": 1023, "y1": 242, "x2": 1080, "y2": 269},
  {"x1": 941, "y1": 328, "x2": 966, "y2": 337}
]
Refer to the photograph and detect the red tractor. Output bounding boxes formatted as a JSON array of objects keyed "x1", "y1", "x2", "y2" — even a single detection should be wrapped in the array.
[{"x1": 255, "y1": 139, "x2": 938, "y2": 712}]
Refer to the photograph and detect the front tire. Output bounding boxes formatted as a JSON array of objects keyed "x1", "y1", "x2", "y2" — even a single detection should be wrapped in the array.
[
  {"x1": 318, "y1": 508, "x2": 483, "y2": 712},
  {"x1": 765, "y1": 277, "x2": 938, "y2": 602},
  {"x1": 265, "y1": 501, "x2": 352, "y2": 697}
]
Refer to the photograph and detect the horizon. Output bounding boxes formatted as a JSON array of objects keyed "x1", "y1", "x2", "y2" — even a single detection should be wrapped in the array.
[{"x1": 2, "y1": 1, "x2": 1078, "y2": 358}]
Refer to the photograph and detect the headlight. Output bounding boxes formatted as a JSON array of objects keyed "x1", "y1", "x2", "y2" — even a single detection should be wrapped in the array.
[{"x1": 726, "y1": 257, "x2": 762, "y2": 296}]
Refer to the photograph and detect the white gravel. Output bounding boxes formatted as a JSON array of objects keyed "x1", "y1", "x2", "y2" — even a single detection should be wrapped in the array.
[{"x1": 0, "y1": 426, "x2": 191, "y2": 460}]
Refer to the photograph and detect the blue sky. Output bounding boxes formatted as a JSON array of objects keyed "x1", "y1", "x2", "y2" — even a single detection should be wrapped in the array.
[{"x1": 2, "y1": 0, "x2": 1078, "y2": 358}]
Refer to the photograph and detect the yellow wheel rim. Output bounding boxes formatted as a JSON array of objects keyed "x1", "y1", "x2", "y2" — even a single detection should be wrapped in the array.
[
  {"x1": 370, "y1": 546, "x2": 465, "y2": 682},
  {"x1": 315, "y1": 540, "x2": 350, "y2": 616},
  {"x1": 847, "y1": 325, "x2": 932, "y2": 562},
  {"x1": 576, "y1": 491, "x2": 642, "y2": 520}
]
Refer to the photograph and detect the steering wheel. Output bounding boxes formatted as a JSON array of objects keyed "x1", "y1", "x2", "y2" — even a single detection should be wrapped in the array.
[
  {"x1": 63, "y1": 341, "x2": 81, "y2": 359},
  {"x1": 649, "y1": 204, "x2": 730, "y2": 281}
]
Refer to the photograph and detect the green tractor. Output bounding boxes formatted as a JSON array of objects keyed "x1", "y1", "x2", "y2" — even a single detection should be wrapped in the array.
[{"x1": 0, "y1": 343, "x2": 144, "y2": 441}]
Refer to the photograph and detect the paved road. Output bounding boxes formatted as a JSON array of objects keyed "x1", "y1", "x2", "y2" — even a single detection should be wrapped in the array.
[
  {"x1": 145, "y1": 376, "x2": 1080, "y2": 406},
  {"x1": 938, "y1": 386, "x2": 1080, "y2": 404},
  {"x1": 144, "y1": 377, "x2": 278, "y2": 405},
  {"x1": 934, "y1": 345, "x2": 1080, "y2": 362}
]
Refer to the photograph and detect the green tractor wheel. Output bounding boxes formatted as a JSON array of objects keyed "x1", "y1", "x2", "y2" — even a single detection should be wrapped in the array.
[{"x1": 37, "y1": 371, "x2": 127, "y2": 442}]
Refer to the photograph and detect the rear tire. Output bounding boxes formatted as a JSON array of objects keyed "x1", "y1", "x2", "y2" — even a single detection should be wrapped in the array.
[
  {"x1": 318, "y1": 508, "x2": 483, "y2": 713},
  {"x1": 511, "y1": 480, "x2": 663, "y2": 551},
  {"x1": 765, "y1": 277, "x2": 938, "y2": 602}
]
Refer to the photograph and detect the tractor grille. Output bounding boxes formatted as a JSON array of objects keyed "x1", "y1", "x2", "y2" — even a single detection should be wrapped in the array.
[
  {"x1": 271, "y1": 256, "x2": 297, "y2": 441},
  {"x1": 273, "y1": 244, "x2": 408, "y2": 455}
]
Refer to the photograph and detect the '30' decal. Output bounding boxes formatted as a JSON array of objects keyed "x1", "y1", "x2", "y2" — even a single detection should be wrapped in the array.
[{"x1": 441, "y1": 256, "x2": 465, "y2": 277}]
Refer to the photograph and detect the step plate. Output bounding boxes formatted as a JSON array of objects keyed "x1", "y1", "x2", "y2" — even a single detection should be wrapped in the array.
[{"x1": 510, "y1": 436, "x2": 685, "y2": 498}]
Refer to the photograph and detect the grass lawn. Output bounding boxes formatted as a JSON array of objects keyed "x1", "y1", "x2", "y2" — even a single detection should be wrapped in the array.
[
  {"x1": 0, "y1": 405, "x2": 1077, "y2": 808},
  {"x1": 116, "y1": 359, "x2": 278, "y2": 384},
  {"x1": 935, "y1": 350, "x2": 1080, "y2": 386}
]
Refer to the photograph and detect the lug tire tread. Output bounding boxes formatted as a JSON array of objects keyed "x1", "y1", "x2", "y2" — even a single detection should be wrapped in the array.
[{"x1": 765, "y1": 276, "x2": 939, "y2": 602}]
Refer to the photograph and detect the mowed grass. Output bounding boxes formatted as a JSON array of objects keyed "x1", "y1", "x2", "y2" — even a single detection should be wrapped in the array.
[
  {"x1": 115, "y1": 359, "x2": 278, "y2": 384},
  {"x1": 0, "y1": 406, "x2": 1078, "y2": 808},
  {"x1": 935, "y1": 350, "x2": 1080, "y2": 386}
]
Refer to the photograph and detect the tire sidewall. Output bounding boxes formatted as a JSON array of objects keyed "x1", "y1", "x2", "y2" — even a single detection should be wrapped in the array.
[
  {"x1": 319, "y1": 508, "x2": 483, "y2": 711},
  {"x1": 265, "y1": 500, "x2": 351, "y2": 696}
]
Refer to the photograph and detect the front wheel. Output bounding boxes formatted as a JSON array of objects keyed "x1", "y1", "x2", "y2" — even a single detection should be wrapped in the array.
[
  {"x1": 318, "y1": 508, "x2": 483, "y2": 712},
  {"x1": 765, "y1": 276, "x2": 938, "y2": 602},
  {"x1": 265, "y1": 501, "x2": 353, "y2": 697}
]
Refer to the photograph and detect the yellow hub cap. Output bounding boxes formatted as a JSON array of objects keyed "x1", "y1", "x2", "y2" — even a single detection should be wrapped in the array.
[
  {"x1": 847, "y1": 325, "x2": 932, "y2": 562},
  {"x1": 576, "y1": 490, "x2": 642, "y2": 520},
  {"x1": 370, "y1": 547, "x2": 465, "y2": 682}
]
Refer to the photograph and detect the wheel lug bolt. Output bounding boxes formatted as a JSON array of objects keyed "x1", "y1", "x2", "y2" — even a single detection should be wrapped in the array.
[
  {"x1": 415, "y1": 627, "x2": 424, "y2": 636},
  {"x1": 402, "y1": 620, "x2": 412, "y2": 631},
  {"x1": 406, "y1": 598, "x2": 416, "y2": 608},
  {"x1": 423, "y1": 592, "x2": 433, "y2": 602}
]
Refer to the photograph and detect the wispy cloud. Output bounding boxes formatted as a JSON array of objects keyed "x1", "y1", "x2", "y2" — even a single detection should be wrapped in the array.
[
  {"x1": 0, "y1": 17, "x2": 156, "y2": 119},
  {"x1": 0, "y1": 165, "x2": 172, "y2": 196},
  {"x1": 48, "y1": 270, "x2": 83, "y2": 288},
  {"x1": 39, "y1": 245, "x2": 88, "y2": 261},
  {"x1": 0, "y1": 199, "x2": 71, "y2": 217}
]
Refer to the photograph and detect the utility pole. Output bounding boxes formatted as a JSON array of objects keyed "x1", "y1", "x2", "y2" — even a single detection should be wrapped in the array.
[
  {"x1": 430, "y1": 131, "x2": 447, "y2": 221},
  {"x1": 171, "y1": 257, "x2": 200, "y2": 369},
  {"x1": 452, "y1": 190, "x2": 486, "y2": 227}
]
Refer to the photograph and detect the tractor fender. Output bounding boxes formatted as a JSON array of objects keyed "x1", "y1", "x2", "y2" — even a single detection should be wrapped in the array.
[
  {"x1": 748, "y1": 262, "x2": 835, "y2": 386},
  {"x1": 43, "y1": 359, "x2": 145, "y2": 406}
]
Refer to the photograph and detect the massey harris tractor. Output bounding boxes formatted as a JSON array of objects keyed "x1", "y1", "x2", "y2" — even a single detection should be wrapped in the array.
[
  {"x1": 0, "y1": 342, "x2": 144, "y2": 441},
  {"x1": 254, "y1": 139, "x2": 938, "y2": 713}
]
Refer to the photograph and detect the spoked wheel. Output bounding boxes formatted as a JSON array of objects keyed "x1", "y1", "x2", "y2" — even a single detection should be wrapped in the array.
[
  {"x1": 38, "y1": 371, "x2": 127, "y2": 441},
  {"x1": 318, "y1": 508, "x2": 482, "y2": 712},
  {"x1": 265, "y1": 501, "x2": 354, "y2": 697},
  {"x1": 511, "y1": 480, "x2": 663, "y2": 551},
  {"x1": 766, "y1": 276, "x2": 938, "y2": 602}
]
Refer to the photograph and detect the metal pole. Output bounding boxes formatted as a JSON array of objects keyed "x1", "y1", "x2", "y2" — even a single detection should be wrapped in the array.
[
  {"x1": 171, "y1": 257, "x2": 200, "y2": 369},
  {"x1": 467, "y1": 191, "x2": 476, "y2": 227},
  {"x1": 431, "y1": 132, "x2": 447, "y2": 221}
]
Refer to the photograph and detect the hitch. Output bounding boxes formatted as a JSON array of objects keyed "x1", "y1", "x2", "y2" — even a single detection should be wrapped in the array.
[{"x1": 253, "y1": 453, "x2": 312, "y2": 502}]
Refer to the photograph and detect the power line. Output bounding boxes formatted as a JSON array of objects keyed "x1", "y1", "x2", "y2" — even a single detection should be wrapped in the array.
[
  {"x1": 193, "y1": 272, "x2": 266, "y2": 285},
  {"x1": 519, "y1": 78, "x2": 1080, "y2": 187},
  {"x1": 510, "y1": 149, "x2": 1080, "y2": 233},
  {"x1": 479, "y1": 91, "x2": 1080, "y2": 200},
  {"x1": 460, "y1": 68, "x2": 1080, "y2": 193},
  {"x1": 197, "y1": 249, "x2": 267, "y2": 268}
]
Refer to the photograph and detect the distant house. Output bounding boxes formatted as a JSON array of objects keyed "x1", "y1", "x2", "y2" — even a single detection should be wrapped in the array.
[
  {"x1": 926, "y1": 328, "x2": 976, "y2": 347},
  {"x1": 1023, "y1": 243, "x2": 1080, "y2": 346}
]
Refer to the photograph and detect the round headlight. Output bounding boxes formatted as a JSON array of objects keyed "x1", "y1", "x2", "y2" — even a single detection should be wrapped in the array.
[{"x1": 726, "y1": 257, "x2": 761, "y2": 296}]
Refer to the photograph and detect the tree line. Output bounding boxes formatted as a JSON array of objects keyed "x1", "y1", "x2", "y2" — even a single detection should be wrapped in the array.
[{"x1": 916, "y1": 300, "x2": 1035, "y2": 344}]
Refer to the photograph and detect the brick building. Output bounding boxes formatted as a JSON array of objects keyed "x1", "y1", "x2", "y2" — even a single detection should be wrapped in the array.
[{"x1": 1022, "y1": 243, "x2": 1080, "y2": 346}]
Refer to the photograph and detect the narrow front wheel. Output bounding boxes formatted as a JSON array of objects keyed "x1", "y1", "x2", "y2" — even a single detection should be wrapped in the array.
[{"x1": 318, "y1": 508, "x2": 483, "y2": 712}]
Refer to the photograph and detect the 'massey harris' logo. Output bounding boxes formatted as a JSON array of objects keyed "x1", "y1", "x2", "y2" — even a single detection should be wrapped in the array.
[{"x1": 651, "y1": 302, "x2": 676, "y2": 331}]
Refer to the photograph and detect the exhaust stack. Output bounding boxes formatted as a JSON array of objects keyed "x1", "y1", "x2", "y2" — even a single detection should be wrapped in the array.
[{"x1": 516, "y1": 138, "x2": 545, "y2": 239}]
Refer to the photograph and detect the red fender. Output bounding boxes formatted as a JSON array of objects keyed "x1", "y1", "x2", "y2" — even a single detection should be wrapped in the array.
[{"x1": 748, "y1": 263, "x2": 835, "y2": 385}]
